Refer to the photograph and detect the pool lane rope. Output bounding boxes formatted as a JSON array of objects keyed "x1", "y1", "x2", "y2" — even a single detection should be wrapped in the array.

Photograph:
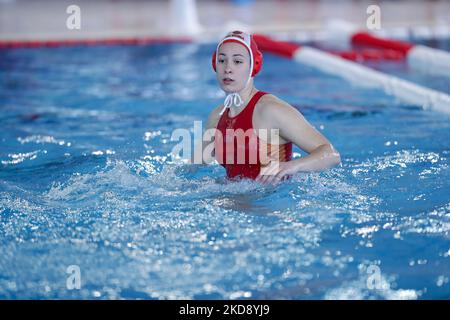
[
  {"x1": 327, "y1": 20, "x2": 450, "y2": 78},
  {"x1": 253, "y1": 34, "x2": 450, "y2": 115}
]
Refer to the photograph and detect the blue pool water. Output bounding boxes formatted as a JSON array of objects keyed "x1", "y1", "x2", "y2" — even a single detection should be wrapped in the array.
[{"x1": 0, "y1": 41, "x2": 449, "y2": 299}]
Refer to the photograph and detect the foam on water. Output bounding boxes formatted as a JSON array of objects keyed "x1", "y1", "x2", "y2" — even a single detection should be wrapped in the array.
[{"x1": 1, "y1": 153, "x2": 438, "y2": 299}]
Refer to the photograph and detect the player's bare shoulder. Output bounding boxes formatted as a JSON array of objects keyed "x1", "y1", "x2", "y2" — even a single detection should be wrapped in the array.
[
  {"x1": 207, "y1": 104, "x2": 224, "y2": 129},
  {"x1": 256, "y1": 93, "x2": 295, "y2": 120}
]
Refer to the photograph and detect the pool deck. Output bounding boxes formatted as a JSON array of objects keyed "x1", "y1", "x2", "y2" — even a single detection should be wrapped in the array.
[{"x1": 0, "y1": 0, "x2": 449, "y2": 43}]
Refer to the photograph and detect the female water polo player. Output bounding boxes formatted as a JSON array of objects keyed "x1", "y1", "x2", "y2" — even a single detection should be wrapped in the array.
[{"x1": 193, "y1": 30, "x2": 341, "y2": 184}]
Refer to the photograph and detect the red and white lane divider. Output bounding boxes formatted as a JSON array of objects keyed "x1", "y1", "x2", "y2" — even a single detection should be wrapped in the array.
[
  {"x1": 327, "y1": 20, "x2": 450, "y2": 78},
  {"x1": 325, "y1": 48, "x2": 404, "y2": 62},
  {"x1": 254, "y1": 34, "x2": 450, "y2": 115}
]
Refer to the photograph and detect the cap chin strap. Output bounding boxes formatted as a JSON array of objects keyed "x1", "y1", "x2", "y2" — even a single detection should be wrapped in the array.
[
  {"x1": 219, "y1": 76, "x2": 252, "y2": 116},
  {"x1": 220, "y1": 92, "x2": 243, "y2": 115}
]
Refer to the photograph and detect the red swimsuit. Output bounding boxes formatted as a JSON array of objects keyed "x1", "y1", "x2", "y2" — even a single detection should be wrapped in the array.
[{"x1": 214, "y1": 91, "x2": 293, "y2": 180}]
